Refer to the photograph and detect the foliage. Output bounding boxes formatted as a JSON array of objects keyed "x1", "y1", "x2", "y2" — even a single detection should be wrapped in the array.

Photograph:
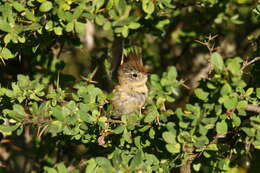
[{"x1": 0, "y1": 0, "x2": 259, "y2": 173}]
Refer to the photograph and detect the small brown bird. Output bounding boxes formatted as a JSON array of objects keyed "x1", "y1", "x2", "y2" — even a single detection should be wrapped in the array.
[{"x1": 111, "y1": 52, "x2": 148, "y2": 116}]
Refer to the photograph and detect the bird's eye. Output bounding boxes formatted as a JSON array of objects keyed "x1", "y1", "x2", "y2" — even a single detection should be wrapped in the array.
[{"x1": 132, "y1": 73, "x2": 138, "y2": 78}]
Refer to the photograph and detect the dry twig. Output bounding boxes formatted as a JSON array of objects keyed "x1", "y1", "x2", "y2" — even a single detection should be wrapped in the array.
[
  {"x1": 245, "y1": 104, "x2": 260, "y2": 113},
  {"x1": 105, "y1": 119, "x2": 124, "y2": 124},
  {"x1": 241, "y1": 57, "x2": 260, "y2": 72}
]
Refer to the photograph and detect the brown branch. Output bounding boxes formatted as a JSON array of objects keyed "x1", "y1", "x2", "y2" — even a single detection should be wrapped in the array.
[
  {"x1": 22, "y1": 114, "x2": 52, "y2": 125},
  {"x1": 16, "y1": 19, "x2": 34, "y2": 24},
  {"x1": 0, "y1": 55, "x2": 6, "y2": 65},
  {"x1": 105, "y1": 119, "x2": 124, "y2": 124},
  {"x1": 195, "y1": 34, "x2": 218, "y2": 55},
  {"x1": 111, "y1": 37, "x2": 124, "y2": 80},
  {"x1": 241, "y1": 57, "x2": 260, "y2": 72},
  {"x1": 180, "y1": 153, "x2": 197, "y2": 173},
  {"x1": 180, "y1": 133, "x2": 225, "y2": 173},
  {"x1": 56, "y1": 42, "x2": 65, "y2": 59},
  {"x1": 245, "y1": 104, "x2": 260, "y2": 113},
  {"x1": 81, "y1": 66, "x2": 99, "y2": 84}
]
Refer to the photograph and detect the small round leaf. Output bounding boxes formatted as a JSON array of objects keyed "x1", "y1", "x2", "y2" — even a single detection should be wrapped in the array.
[{"x1": 39, "y1": 1, "x2": 53, "y2": 12}]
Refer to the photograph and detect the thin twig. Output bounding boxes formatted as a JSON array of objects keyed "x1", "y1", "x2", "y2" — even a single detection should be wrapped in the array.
[
  {"x1": 241, "y1": 57, "x2": 260, "y2": 72},
  {"x1": 38, "y1": 125, "x2": 49, "y2": 139},
  {"x1": 81, "y1": 66, "x2": 99, "y2": 84},
  {"x1": 105, "y1": 119, "x2": 124, "y2": 124},
  {"x1": 245, "y1": 104, "x2": 260, "y2": 113},
  {"x1": 206, "y1": 34, "x2": 218, "y2": 41},
  {"x1": 195, "y1": 34, "x2": 218, "y2": 55},
  {"x1": 56, "y1": 42, "x2": 65, "y2": 59},
  {"x1": 16, "y1": 19, "x2": 34, "y2": 24},
  {"x1": 193, "y1": 34, "x2": 219, "y2": 84},
  {"x1": 181, "y1": 82, "x2": 191, "y2": 90},
  {"x1": 89, "y1": 66, "x2": 99, "y2": 81},
  {"x1": 0, "y1": 56, "x2": 6, "y2": 65}
]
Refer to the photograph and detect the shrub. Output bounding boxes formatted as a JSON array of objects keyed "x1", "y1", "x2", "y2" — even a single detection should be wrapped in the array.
[{"x1": 0, "y1": 0, "x2": 259, "y2": 172}]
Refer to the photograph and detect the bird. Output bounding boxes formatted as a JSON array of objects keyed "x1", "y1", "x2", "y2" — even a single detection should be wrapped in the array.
[{"x1": 111, "y1": 52, "x2": 148, "y2": 116}]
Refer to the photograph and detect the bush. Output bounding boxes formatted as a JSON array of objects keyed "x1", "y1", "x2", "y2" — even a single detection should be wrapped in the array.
[{"x1": 0, "y1": 0, "x2": 259, "y2": 173}]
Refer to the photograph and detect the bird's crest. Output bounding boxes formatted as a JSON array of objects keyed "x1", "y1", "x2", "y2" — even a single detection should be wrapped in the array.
[{"x1": 121, "y1": 52, "x2": 147, "y2": 74}]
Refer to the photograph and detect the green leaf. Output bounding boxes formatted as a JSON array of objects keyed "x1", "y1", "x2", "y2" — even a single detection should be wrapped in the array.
[
  {"x1": 111, "y1": 149, "x2": 122, "y2": 168},
  {"x1": 49, "y1": 120, "x2": 63, "y2": 134},
  {"x1": 165, "y1": 143, "x2": 181, "y2": 154},
  {"x1": 156, "y1": 19, "x2": 170, "y2": 29},
  {"x1": 241, "y1": 127, "x2": 255, "y2": 137},
  {"x1": 115, "y1": 0, "x2": 127, "y2": 15},
  {"x1": 45, "y1": 21, "x2": 53, "y2": 31},
  {"x1": 194, "y1": 136, "x2": 209, "y2": 148},
  {"x1": 121, "y1": 25, "x2": 129, "y2": 38},
  {"x1": 51, "y1": 107, "x2": 64, "y2": 121},
  {"x1": 24, "y1": 9, "x2": 36, "y2": 21},
  {"x1": 207, "y1": 82, "x2": 216, "y2": 89},
  {"x1": 199, "y1": 125, "x2": 208, "y2": 136},
  {"x1": 245, "y1": 88, "x2": 253, "y2": 97},
  {"x1": 16, "y1": 126, "x2": 23, "y2": 136},
  {"x1": 162, "y1": 131, "x2": 176, "y2": 144},
  {"x1": 4, "y1": 34, "x2": 12, "y2": 44},
  {"x1": 72, "y1": 5, "x2": 85, "y2": 20},
  {"x1": 220, "y1": 83, "x2": 232, "y2": 96},
  {"x1": 218, "y1": 159, "x2": 230, "y2": 170},
  {"x1": 65, "y1": 22, "x2": 74, "y2": 32},
  {"x1": 130, "y1": 150, "x2": 143, "y2": 169},
  {"x1": 237, "y1": 100, "x2": 247, "y2": 109},
  {"x1": 79, "y1": 104, "x2": 97, "y2": 123},
  {"x1": 144, "y1": 105, "x2": 158, "y2": 123},
  {"x1": 95, "y1": 157, "x2": 113, "y2": 171},
  {"x1": 0, "y1": 47, "x2": 15, "y2": 59},
  {"x1": 216, "y1": 120, "x2": 228, "y2": 134},
  {"x1": 13, "y1": 104, "x2": 26, "y2": 116},
  {"x1": 256, "y1": 88, "x2": 260, "y2": 99},
  {"x1": 54, "y1": 27, "x2": 63, "y2": 35},
  {"x1": 211, "y1": 52, "x2": 224, "y2": 72},
  {"x1": 134, "y1": 136, "x2": 141, "y2": 148},
  {"x1": 149, "y1": 128, "x2": 155, "y2": 139},
  {"x1": 138, "y1": 125, "x2": 150, "y2": 132},
  {"x1": 44, "y1": 167, "x2": 58, "y2": 173},
  {"x1": 165, "y1": 66, "x2": 177, "y2": 81},
  {"x1": 106, "y1": 0, "x2": 114, "y2": 9},
  {"x1": 18, "y1": 36, "x2": 26, "y2": 43},
  {"x1": 203, "y1": 151, "x2": 211, "y2": 158},
  {"x1": 253, "y1": 141, "x2": 260, "y2": 150},
  {"x1": 142, "y1": 0, "x2": 155, "y2": 14},
  {"x1": 12, "y1": 2, "x2": 26, "y2": 12},
  {"x1": 194, "y1": 88, "x2": 209, "y2": 101},
  {"x1": 113, "y1": 125, "x2": 126, "y2": 134},
  {"x1": 232, "y1": 114, "x2": 241, "y2": 127},
  {"x1": 123, "y1": 129, "x2": 132, "y2": 143},
  {"x1": 219, "y1": 95, "x2": 238, "y2": 109},
  {"x1": 75, "y1": 22, "x2": 85, "y2": 35},
  {"x1": 128, "y1": 22, "x2": 141, "y2": 29},
  {"x1": 0, "y1": 124, "x2": 20, "y2": 133},
  {"x1": 95, "y1": 15, "x2": 105, "y2": 25},
  {"x1": 32, "y1": 44, "x2": 40, "y2": 53},
  {"x1": 85, "y1": 159, "x2": 97, "y2": 173},
  {"x1": 40, "y1": 1, "x2": 53, "y2": 12},
  {"x1": 226, "y1": 57, "x2": 243, "y2": 75},
  {"x1": 206, "y1": 144, "x2": 218, "y2": 151},
  {"x1": 0, "y1": 18, "x2": 11, "y2": 32},
  {"x1": 103, "y1": 21, "x2": 111, "y2": 30},
  {"x1": 93, "y1": 0, "x2": 105, "y2": 10},
  {"x1": 57, "y1": 162, "x2": 67, "y2": 173},
  {"x1": 193, "y1": 163, "x2": 201, "y2": 171}
]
